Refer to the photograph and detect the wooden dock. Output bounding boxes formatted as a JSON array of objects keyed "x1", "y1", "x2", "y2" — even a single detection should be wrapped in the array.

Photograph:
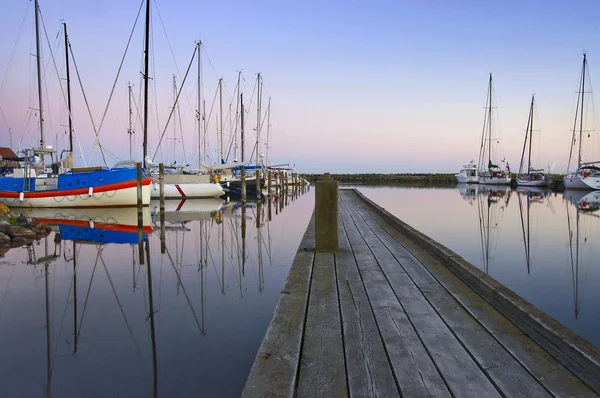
[{"x1": 242, "y1": 189, "x2": 600, "y2": 397}]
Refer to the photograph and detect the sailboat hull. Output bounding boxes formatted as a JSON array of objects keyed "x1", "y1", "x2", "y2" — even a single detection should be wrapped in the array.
[
  {"x1": 516, "y1": 178, "x2": 549, "y2": 187},
  {"x1": 480, "y1": 176, "x2": 511, "y2": 185},
  {"x1": 0, "y1": 179, "x2": 152, "y2": 208},
  {"x1": 563, "y1": 175, "x2": 600, "y2": 190},
  {"x1": 152, "y1": 181, "x2": 224, "y2": 199}
]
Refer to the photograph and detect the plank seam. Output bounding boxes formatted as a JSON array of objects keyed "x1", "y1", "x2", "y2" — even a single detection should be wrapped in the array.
[
  {"x1": 350, "y1": 189, "x2": 595, "y2": 396},
  {"x1": 343, "y1": 192, "x2": 510, "y2": 397}
]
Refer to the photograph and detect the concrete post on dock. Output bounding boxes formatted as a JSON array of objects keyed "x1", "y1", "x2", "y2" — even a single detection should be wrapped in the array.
[{"x1": 315, "y1": 172, "x2": 338, "y2": 252}]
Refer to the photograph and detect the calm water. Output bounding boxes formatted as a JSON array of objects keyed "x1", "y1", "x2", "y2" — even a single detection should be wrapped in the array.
[
  {"x1": 355, "y1": 184, "x2": 600, "y2": 348},
  {"x1": 0, "y1": 188, "x2": 313, "y2": 398},
  {"x1": 2, "y1": 184, "x2": 599, "y2": 397}
]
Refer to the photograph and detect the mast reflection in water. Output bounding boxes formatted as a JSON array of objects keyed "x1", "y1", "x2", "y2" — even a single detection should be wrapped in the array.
[
  {"x1": 0, "y1": 186, "x2": 312, "y2": 398},
  {"x1": 351, "y1": 185, "x2": 600, "y2": 349}
]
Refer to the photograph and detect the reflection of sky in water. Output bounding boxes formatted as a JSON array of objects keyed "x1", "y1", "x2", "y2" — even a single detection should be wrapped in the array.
[
  {"x1": 0, "y1": 188, "x2": 313, "y2": 398},
  {"x1": 357, "y1": 186, "x2": 600, "y2": 348}
]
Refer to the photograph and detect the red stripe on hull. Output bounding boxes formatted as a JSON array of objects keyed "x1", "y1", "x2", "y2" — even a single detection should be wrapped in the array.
[
  {"x1": 33, "y1": 218, "x2": 153, "y2": 233},
  {"x1": 0, "y1": 178, "x2": 152, "y2": 199},
  {"x1": 174, "y1": 184, "x2": 186, "y2": 198}
]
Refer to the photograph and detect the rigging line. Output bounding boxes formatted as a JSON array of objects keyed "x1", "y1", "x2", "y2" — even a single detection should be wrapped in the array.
[
  {"x1": 96, "y1": 0, "x2": 145, "y2": 139},
  {"x1": 0, "y1": 265, "x2": 16, "y2": 322},
  {"x1": 153, "y1": 1, "x2": 195, "y2": 117},
  {"x1": 100, "y1": 250, "x2": 147, "y2": 365},
  {"x1": 68, "y1": 44, "x2": 108, "y2": 167},
  {"x1": 201, "y1": 46, "x2": 231, "y2": 98},
  {"x1": 150, "y1": 23, "x2": 164, "y2": 164},
  {"x1": 77, "y1": 249, "x2": 101, "y2": 334},
  {"x1": 151, "y1": 45, "x2": 197, "y2": 160},
  {"x1": 163, "y1": 247, "x2": 203, "y2": 333},
  {"x1": 51, "y1": 268, "x2": 75, "y2": 372},
  {"x1": 39, "y1": 16, "x2": 78, "y2": 152},
  {"x1": 0, "y1": 2, "x2": 31, "y2": 101}
]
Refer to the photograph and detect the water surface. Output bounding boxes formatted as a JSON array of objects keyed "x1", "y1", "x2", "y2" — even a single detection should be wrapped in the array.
[
  {"x1": 356, "y1": 184, "x2": 600, "y2": 347},
  {"x1": 0, "y1": 188, "x2": 312, "y2": 398}
]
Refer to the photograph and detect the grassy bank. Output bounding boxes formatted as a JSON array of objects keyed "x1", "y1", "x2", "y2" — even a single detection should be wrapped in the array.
[
  {"x1": 304, "y1": 173, "x2": 457, "y2": 185},
  {"x1": 304, "y1": 173, "x2": 567, "y2": 189}
]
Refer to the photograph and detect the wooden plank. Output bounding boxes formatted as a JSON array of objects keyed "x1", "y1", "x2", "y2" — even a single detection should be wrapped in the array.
[
  {"x1": 336, "y1": 206, "x2": 400, "y2": 397},
  {"x1": 296, "y1": 253, "x2": 347, "y2": 397},
  {"x1": 341, "y1": 192, "x2": 504, "y2": 398},
  {"x1": 349, "y1": 191, "x2": 599, "y2": 397},
  {"x1": 339, "y1": 196, "x2": 451, "y2": 397},
  {"x1": 242, "y1": 214, "x2": 316, "y2": 398}
]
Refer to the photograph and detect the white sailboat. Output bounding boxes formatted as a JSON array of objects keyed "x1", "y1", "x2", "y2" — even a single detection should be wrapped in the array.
[
  {"x1": 478, "y1": 74, "x2": 511, "y2": 185},
  {"x1": 517, "y1": 95, "x2": 550, "y2": 187},
  {"x1": 145, "y1": 41, "x2": 224, "y2": 199},
  {"x1": 564, "y1": 53, "x2": 600, "y2": 190}
]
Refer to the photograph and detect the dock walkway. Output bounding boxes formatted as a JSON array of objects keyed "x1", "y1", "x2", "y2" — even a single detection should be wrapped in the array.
[{"x1": 243, "y1": 189, "x2": 600, "y2": 397}]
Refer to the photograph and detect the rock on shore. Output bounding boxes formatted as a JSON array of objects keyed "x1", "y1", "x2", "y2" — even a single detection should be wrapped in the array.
[{"x1": 0, "y1": 203, "x2": 53, "y2": 255}]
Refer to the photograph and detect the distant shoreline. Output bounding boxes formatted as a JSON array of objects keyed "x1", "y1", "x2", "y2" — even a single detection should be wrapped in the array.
[{"x1": 303, "y1": 173, "x2": 566, "y2": 189}]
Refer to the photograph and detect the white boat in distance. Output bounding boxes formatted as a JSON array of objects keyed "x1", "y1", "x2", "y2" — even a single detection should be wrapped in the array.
[
  {"x1": 455, "y1": 161, "x2": 479, "y2": 183},
  {"x1": 478, "y1": 74, "x2": 511, "y2": 186},
  {"x1": 516, "y1": 95, "x2": 550, "y2": 187},
  {"x1": 564, "y1": 53, "x2": 600, "y2": 190}
]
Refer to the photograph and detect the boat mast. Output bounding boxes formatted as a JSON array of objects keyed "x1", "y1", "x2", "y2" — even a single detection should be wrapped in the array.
[
  {"x1": 63, "y1": 23, "x2": 73, "y2": 153},
  {"x1": 528, "y1": 95, "x2": 534, "y2": 173},
  {"x1": 142, "y1": 0, "x2": 150, "y2": 169},
  {"x1": 265, "y1": 97, "x2": 271, "y2": 167},
  {"x1": 241, "y1": 93, "x2": 245, "y2": 163},
  {"x1": 256, "y1": 73, "x2": 262, "y2": 167},
  {"x1": 518, "y1": 97, "x2": 532, "y2": 175},
  {"x1": 34, "y1": 0, "x2": 44, "y2": 148},
  {"x1": 128, "y1": 83, "x2": 134, "y2": 159},
  {"x1": 172, "y1": 74, "x2": 178, "y2": 164},
  {"x1": 219, "y1": 78, "x2": 224, "y2": 163},
  {"x1": 234, "y1": 71, "x2": 241, "y2": 161},
  {"x1": 578, "y1": 53, "x2": 587, "y2": 169},
  {"x1": 487, "y1": 73, "x2": 493, "y2": 170},
  {"x1": 196, "y1": 41, "x2": 202, "y2": 170}
]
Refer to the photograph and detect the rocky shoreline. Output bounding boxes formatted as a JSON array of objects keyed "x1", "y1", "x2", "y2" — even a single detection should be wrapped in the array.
[{"x1": 0, "y1": 204, "x2": 53, "y2": 255}]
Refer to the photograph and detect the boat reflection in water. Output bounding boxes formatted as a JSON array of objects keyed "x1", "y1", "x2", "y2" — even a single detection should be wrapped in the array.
[
  {"x1": 476, "y1": 185, "x2": 511, "y2": 274},
  {"x1": 516, "y1": 187, "x2": 549, "y2": 274},
  {"x1": 0, "y1": 184, "x2": 311, "y2": 397},
  {"x1": 565, "y1": 190, "x2": 600, "y2": 320}
]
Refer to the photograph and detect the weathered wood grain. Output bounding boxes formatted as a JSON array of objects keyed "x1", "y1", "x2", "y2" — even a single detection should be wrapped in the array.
[
  {"x1": 242, "y1": 215, "x2": 316, "y2": 398},
  {"x1": 350, "y1": 189, "x2": 600, "y2": 396},
  {"x1": 296, "y1": 253, "x2": 347, "y2": 397},
  {"x1": 339, "y1": 196, "x2": 451, "y2": 397},
  {"x1": 336, "y1": 207, "x2": 400, "y2": 397},
  {"x1": 340, "y1": 193, "x2": 502, "y2": 397}
]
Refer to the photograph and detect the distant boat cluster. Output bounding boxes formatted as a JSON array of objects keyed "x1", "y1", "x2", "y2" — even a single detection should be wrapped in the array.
[
  {"x1": 456, "y1": 54, "x2": 600, "y2": 191},
  {"x1": 0, "y1": 0, "x2": 308, "y2": 209}
]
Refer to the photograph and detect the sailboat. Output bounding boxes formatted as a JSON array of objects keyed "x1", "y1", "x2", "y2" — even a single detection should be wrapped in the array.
[
  {"x1": 0, "y1": 5, "x2": 152, "y2": 208},
  {"x1": 564, "y1": 53, "x2": 600, "y2": 190},
  {"x1": 517, "y1": 95, "x2": 550, "y2": 187},
  {"x1": 145, "y1": 41, "x2": 224, "y2": 199},
  {"x1": 478, "y1": 74, "x2": 511, "y2": 185}
]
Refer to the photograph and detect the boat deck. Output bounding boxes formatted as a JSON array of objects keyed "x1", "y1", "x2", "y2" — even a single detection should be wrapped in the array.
[{"x1": 242, "y1": 189, "x2": 600, "y2": 397}]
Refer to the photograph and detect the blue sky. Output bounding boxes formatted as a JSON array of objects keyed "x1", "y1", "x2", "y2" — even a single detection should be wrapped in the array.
[{"x1": 1, "y1": 0, "x2": 600, "y2": 173}]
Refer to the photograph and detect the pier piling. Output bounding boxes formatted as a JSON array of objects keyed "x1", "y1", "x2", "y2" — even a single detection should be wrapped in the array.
[{"x1": 315, "y1": 172, "x2": 338, "y2": 253}]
